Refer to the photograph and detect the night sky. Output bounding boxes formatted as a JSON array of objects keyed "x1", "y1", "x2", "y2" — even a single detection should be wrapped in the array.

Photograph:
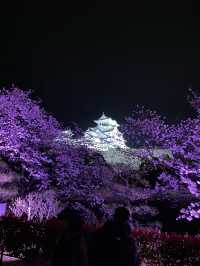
[{"x1": 0, "y1": 1, "x2": 198, "y2": 129}]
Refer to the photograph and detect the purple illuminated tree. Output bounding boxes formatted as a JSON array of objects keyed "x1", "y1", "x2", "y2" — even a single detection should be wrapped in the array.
[
  {"x1": 122, "y1": 91, "x2": 200, "y2": 221},
  {"x1": 0, "y1": 87, "x2": 111, "y2": 192},
  {"x1": 0, "y1": 87, "x2": 62, "y2": 191},
  {"x1": 121, "y1": 106, "x2": 169, "y2": 148},
  {"x1": 50, "y1": 140, "x2": 113, "y2": 196},
  {"x1": 0, "y1": 87, "x2": 113, "y2": 222}
]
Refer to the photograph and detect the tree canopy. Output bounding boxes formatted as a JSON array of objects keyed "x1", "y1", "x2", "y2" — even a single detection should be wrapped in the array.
[
  {"x1": 0, "y1": 87, "x2": 112, "y2": 198},
  {"x1": 121, "y1": 90, "x2": 200, "y2": 221}
]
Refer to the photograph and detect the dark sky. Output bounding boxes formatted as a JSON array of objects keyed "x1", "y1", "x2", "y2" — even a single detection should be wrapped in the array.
[{"x1": 0, "y1": 1, "x2": 198, "y2": 129}]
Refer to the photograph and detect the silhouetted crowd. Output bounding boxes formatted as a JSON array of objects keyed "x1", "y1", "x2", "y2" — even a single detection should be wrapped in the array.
[{"x1": 51, "y1": 207, "x2": 140, "y2": 266}]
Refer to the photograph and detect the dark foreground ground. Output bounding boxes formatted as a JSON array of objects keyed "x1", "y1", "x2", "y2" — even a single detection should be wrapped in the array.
[
  {"x1": 2, "y1": 255, "x2": 49, "y2": 266},
  {"x1": 3, "y1": 256, "x2": 147, "y2": 266}
]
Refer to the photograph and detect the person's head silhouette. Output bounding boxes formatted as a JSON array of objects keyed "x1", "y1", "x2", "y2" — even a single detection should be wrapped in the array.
[
  {"x1": 57, "y1": 208, "x2": 83, "y2": 232},
  {"x1": 114, "y1": 207, "x2": 130, "y2": 223}
]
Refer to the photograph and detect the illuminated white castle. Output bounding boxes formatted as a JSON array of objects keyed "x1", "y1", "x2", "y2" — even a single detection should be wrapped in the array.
[
  {"x1": 59, "y1": 113, "x2": 171, "y2": 169},
  {"x1": 84, "y1": 113, "x2": 127, "y2": 151}
]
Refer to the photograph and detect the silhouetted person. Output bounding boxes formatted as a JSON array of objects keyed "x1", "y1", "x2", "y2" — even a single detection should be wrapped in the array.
[
  {"x1": 21, "y1": 212, "x2": 28, "y2": 221},
  {"x1": 51, "y1": 208, "x2": 88, "y2": 266},
  {"x1": 90, "y1": 207, "x2": 140, "y2": 266}
]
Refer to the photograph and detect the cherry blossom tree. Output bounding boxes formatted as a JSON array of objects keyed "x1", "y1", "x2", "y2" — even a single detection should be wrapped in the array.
[
  {"x1": 121, "y1": 105, "x2": 169, "y2": 148},
  {"x1": 0, "y1": 87, "x2": 62, "y2": 192},
  {"x1": 0, "y1": 87, "x2": 114, "y2": 222},
  {"x1": 50, "y1": 140, "x2": 113, "y2": 197},
  {"x1": 9, "y1": 190, "x2": 62, "y2": 221},
  {"x1": 121, "y1": 91, "x2": 200, "y2": 221}
]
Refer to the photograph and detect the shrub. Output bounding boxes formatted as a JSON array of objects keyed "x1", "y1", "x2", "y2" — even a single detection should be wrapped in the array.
[
  {"x1": 1, "y1": 217, "x2": 200, "y2": 265},
  {"x1": 133, "y1": 228, "x2": 200, "y2": 265},
  {"x1": 0, "y1": 216, "x2": 46, "y2": 261},
  {"x1": 133, "y1": 228, "x2": 161, "y2": 265}
]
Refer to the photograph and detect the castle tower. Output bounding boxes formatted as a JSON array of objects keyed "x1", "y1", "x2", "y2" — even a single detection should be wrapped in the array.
[{"x1": 84, "y1": 113, "x2": 127, "y2": 151}]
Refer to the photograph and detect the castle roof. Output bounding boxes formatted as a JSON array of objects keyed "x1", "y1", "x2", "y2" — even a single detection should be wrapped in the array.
[{"x1": 94, "y1": 113, "x2": 119, "y2": 127}]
